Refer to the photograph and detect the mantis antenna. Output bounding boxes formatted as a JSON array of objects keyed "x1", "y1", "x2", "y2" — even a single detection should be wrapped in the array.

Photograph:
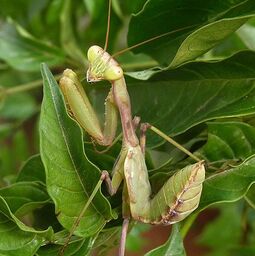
[
  {"x1": 104, "y1": 0, "x2": 112, "y2": 51},
  {"x1": 112, "y1": 24, "x2": 199, "y2": 58}
]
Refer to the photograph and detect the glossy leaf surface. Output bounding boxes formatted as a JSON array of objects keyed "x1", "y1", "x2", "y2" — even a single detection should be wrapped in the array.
[
  {"x1": 40, "y1": 64, "x2": 116, "y2": 237},
  {"x1": 128, "y1": 0, "x2": 255, "y2": 67},
  {"x1": 0, "y1": 196, "x2": 53, "y2": 256}
]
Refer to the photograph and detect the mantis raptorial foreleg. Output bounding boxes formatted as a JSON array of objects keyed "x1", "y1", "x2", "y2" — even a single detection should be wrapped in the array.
[{"x1": 59, "y1": 69, "x2": 118, "y2": 146}]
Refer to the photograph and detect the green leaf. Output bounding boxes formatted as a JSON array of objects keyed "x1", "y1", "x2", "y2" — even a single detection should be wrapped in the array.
[
  {"x1": 39, "y1": 64, "x2": 116, "y2": 237},
  {"x1": 145, "y1": 224, "x2": 185, "y2": 256},
  {"x1": 237, "y1": 24, "x2": 255, "y2": 51},
  {"x1": 121, "y1": 51, "x2": 255, "y2": 146},
  {"x1": 126, "y1": 224, "x2": 149, "y2": 252},
  {"x1": 0, "y1": 182, "x2": 50, "y2": 216},
  {"x1": 209, "y1": 33, "x2": 248, "y2": 58},
  {"x1": 200, "y1": 121, "x2": 255, "y2": 162},
  {"x1": 112, "y1": 0, "x2": 148, "y2": 16},
  {"x1": 92, "y1": 226, "x2": 120, "y2": 255},
  {"x1": 0, "y1": 196, "x2": 53, "y2": 256},
  {"x1": 0, "y1": 21, "x2": 65, "y2": 71},
  {"x1": 245, "y1": 183, "x2": 255, "y2": 209},
  {"x1": 37, "y1": 237, "x2": 94, "y2": 256},
  {"x1": 128, "y1": 0, "x2": 255, "y2": 67},
  {"x1": 196, "y1": 121, "x2": 255, "y2": 210},
  {"x1": 199, "y1": 155, "x2": 255, "y2": 210},
  {"x1": 17, "y1": 155, "x2": 46, "y2": 184}
]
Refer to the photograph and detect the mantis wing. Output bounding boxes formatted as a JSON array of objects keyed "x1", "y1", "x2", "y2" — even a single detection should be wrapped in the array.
[{"x1": 123, "y1": 146, "x2": 205, "y2": 225}]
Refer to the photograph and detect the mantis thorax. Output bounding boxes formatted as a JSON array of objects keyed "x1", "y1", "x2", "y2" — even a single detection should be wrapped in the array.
[{"x1": 87, "y1": 45, "x2": 123, "y2": 82}]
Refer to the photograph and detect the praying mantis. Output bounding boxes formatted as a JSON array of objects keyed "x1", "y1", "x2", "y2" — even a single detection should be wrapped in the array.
[{"x1": 58, "y1": 1, "x2": 205, "y2": 255}]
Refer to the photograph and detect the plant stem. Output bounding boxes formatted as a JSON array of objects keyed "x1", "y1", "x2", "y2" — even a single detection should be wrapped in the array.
[
  {"x1": 180, "y1": 212, "x2": 199, "y2": 238},
  {"x1": 5, "y1": 74, "x2": 62, "y2": 95}
]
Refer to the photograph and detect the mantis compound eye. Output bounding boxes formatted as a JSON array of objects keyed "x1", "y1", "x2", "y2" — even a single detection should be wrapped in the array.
[{"x1": 104, "y1": 65, "x2": 123, "y2": 81}]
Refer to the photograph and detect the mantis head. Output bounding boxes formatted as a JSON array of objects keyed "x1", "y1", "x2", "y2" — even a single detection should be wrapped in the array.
[{"x1": 87, "y1": 45, "x2": 123, "y2": 82}]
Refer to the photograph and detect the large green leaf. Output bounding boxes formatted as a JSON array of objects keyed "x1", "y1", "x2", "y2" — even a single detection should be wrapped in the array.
[
  {"x1": 104, "y1": 51, "x2": 255, "y2": 147},
  {"x1": 0, "y1": 182, "x2": 50, "y2": 216},
  {"x1": 195, "y1": 121, "x2": 255, "y2": 210},
  {"x1": 39, "y1": 64, "x2": 116, "y2": 237},
  {"x1": 128, "y1": 0, "x2": 255, "y2": 67},
  {"x1": 17, "y1": 155, "x2": 46, "y2": 184},
  {"x1": 92, "y1": 226, "x2": 121, "y2": 255},
  {"x1": 0, "y1": 196, "x2": 53, "y2": 256},
  {"x1": 126, "y1": 224, "x2": 149, "y2": 252},
  {"x1": 245, "y1": 183, "x2": 255, "y2": 208},
  {"x1": 145, "y1": 224, "x2": 185, "y2": 256},
  {"x1": 199, "y1": 122, "x2": 255, "y2": 163},
  {"x1": 183, "y1": 121, "x2": 255, "y2": 213},
  {"x1": 199, "y1": 155, "x2": 255, "y2": 210},
  {"x1": 237, "y1": 24, "x2": 255, "y2": 51}
]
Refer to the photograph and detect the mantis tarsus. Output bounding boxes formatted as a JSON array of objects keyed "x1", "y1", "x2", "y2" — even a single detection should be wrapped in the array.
[{"x1": 58, "y1": 1, "x2": 205, "y2": 255}]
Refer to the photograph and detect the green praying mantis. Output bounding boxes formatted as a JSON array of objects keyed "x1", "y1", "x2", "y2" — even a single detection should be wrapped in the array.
[{"x1": 58, "y1": 1, "x2": 205, "y2": 255}]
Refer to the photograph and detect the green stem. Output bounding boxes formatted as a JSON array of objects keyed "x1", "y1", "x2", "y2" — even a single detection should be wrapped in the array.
[
  {"x1": 180, "y1": 212, "x2": 199, "y2": 238},
  {"x1": 5, "y1": 74, "x2": 62, "y2": 95}
]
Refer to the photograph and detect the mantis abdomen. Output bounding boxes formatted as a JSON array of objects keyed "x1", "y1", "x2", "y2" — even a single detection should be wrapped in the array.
[
  {"x1": 149, "y1": 161, "x2": 205, "y2": 224},
  {"x1": 124, "y1": 145, "x2": 205, "y2": 225}
]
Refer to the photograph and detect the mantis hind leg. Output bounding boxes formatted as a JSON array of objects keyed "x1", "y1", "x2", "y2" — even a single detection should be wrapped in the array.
[{"x1": 140, "y1": 123, "x2": 201, "y2": 162}]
